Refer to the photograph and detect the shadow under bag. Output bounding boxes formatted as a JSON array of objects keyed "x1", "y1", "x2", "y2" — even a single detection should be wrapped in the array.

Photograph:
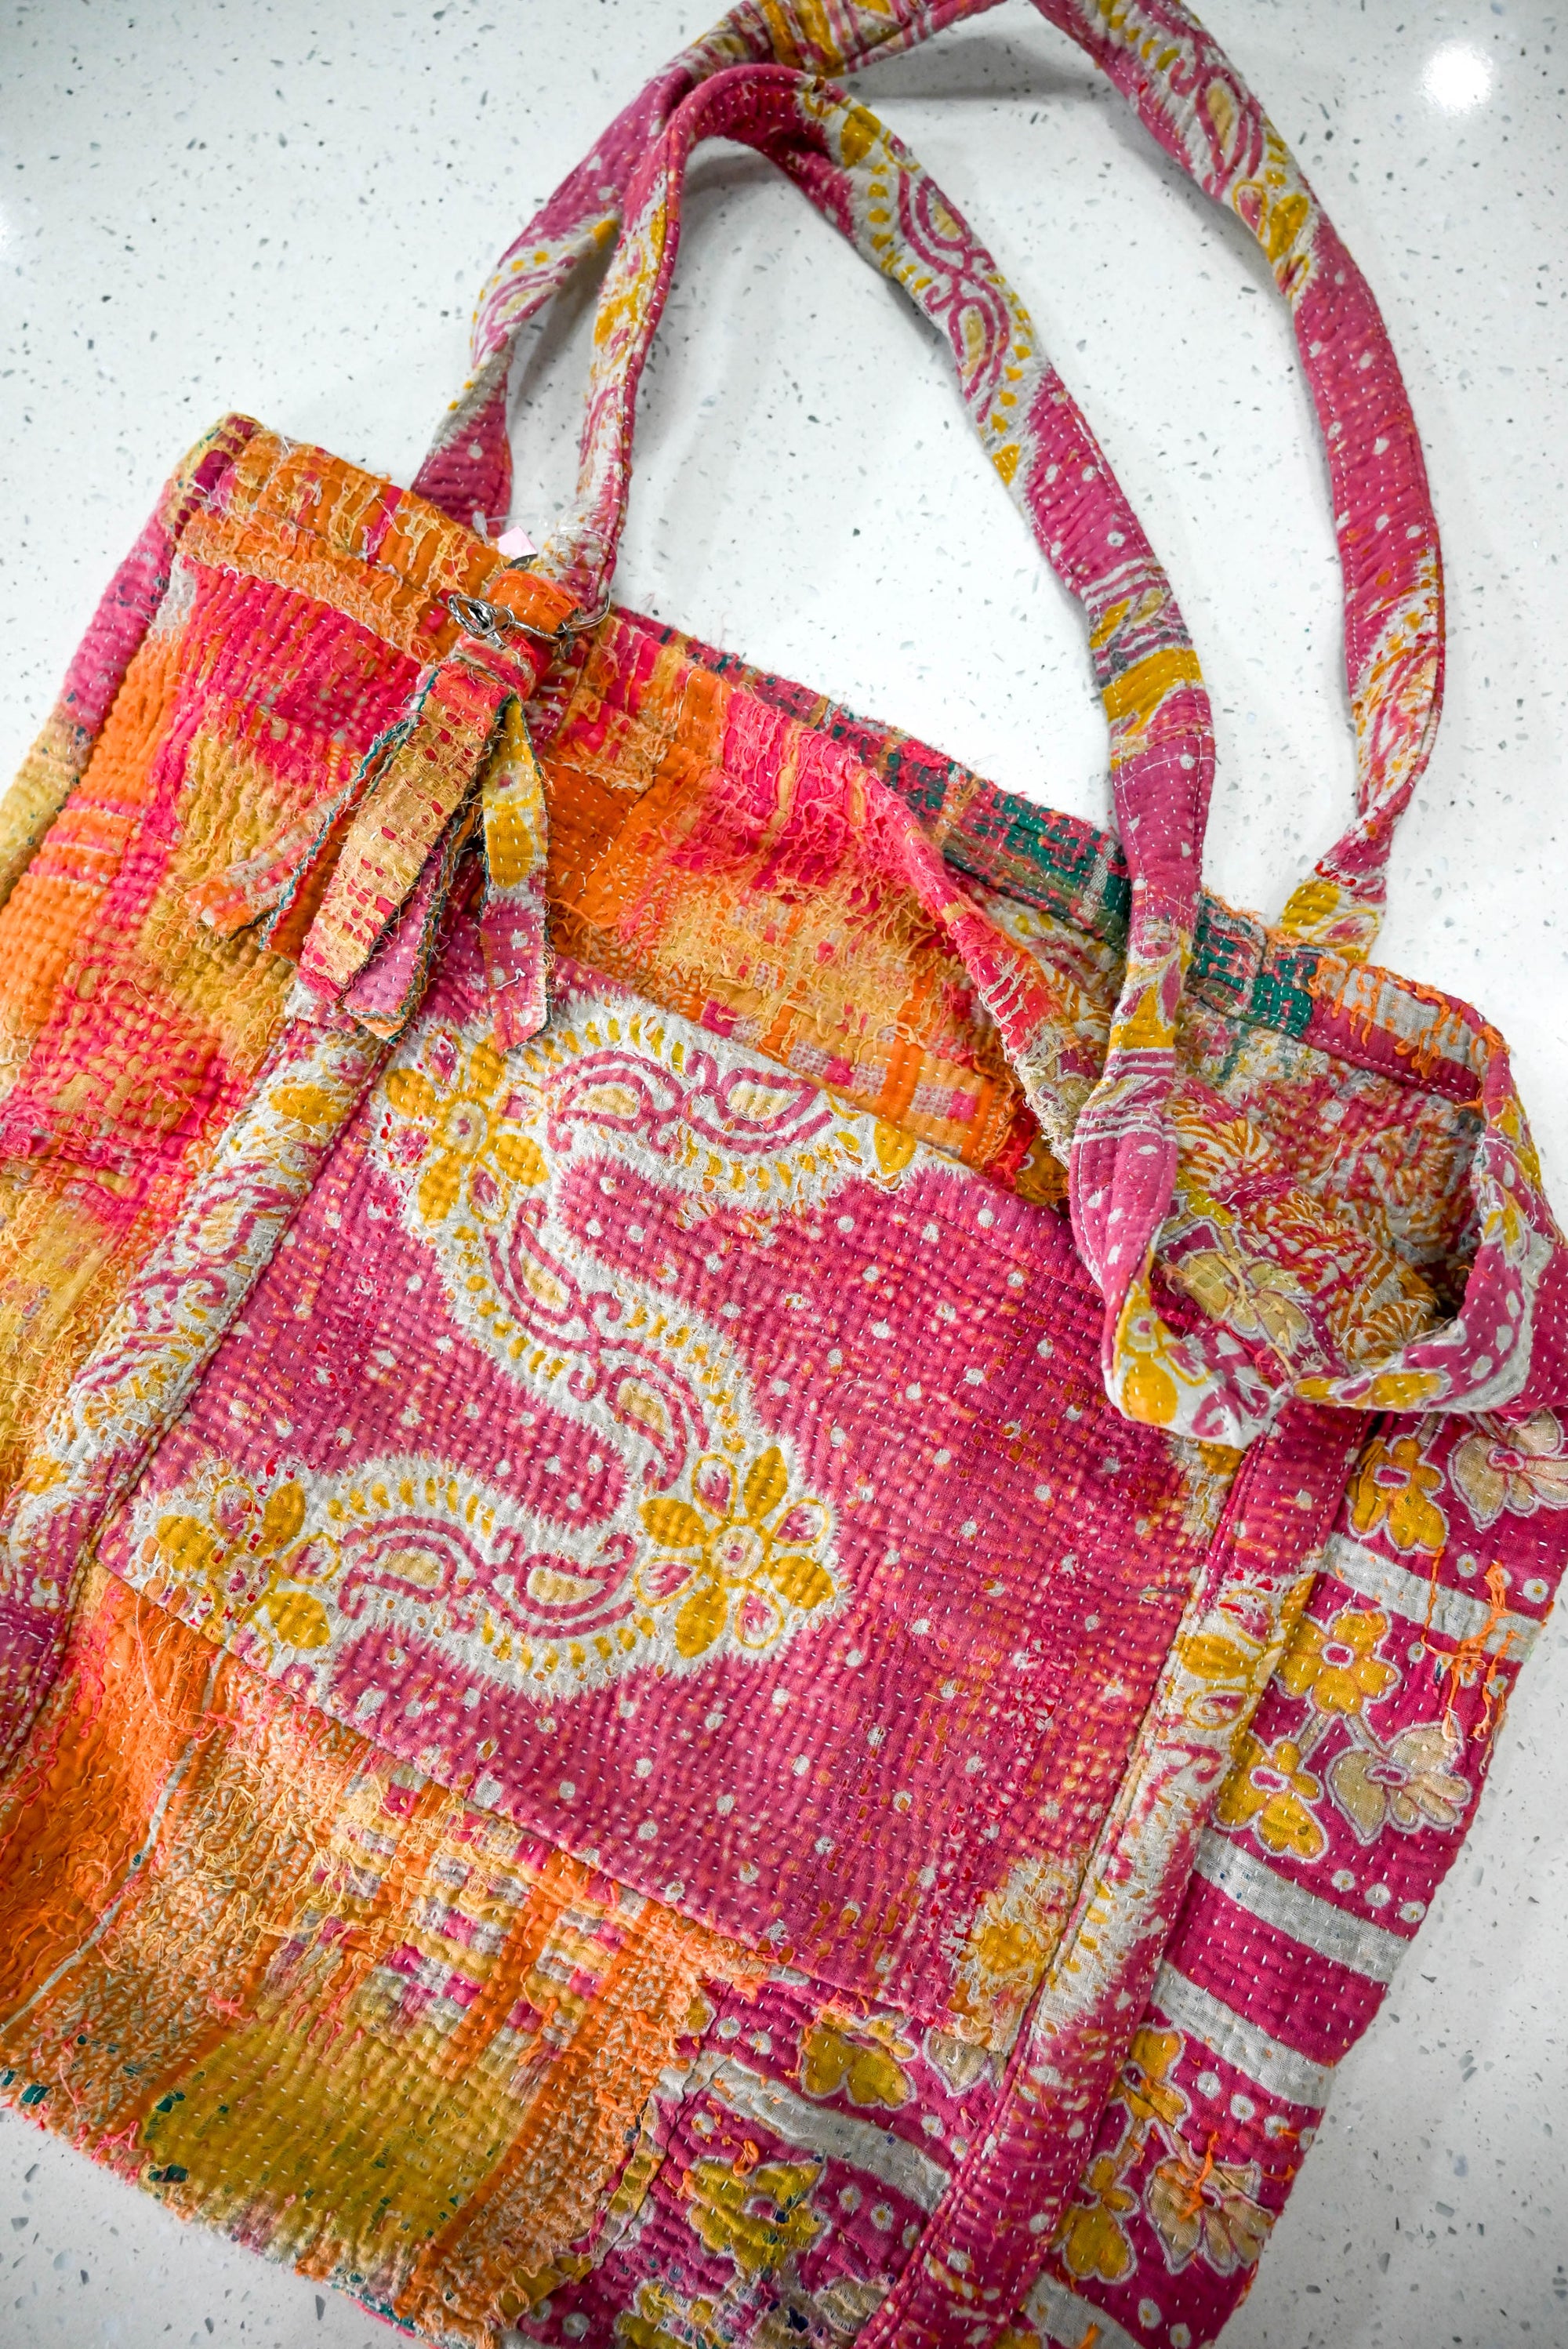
[{"x1": 0, "y1": 7, "x2": 1563, "y2": 2347}]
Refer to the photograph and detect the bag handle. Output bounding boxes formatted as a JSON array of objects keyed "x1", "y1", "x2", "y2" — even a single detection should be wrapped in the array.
[
  {"x1": 515, "y1": 60, "x2": 1218, "y2": 1431},
  {"x1": 412, "y1": 0, "x2": 1442, "y2": 968}
]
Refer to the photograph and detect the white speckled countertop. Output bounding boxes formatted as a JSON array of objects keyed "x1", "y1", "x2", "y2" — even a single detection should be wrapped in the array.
[{"x1": 2, "y1": 2, "x2": 1566, "y2": 2343}]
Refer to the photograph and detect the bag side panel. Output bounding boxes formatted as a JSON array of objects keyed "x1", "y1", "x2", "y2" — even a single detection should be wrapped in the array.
[{"x1": 1020, "y1": 1406, "x2": 1567, "y2": 2347}]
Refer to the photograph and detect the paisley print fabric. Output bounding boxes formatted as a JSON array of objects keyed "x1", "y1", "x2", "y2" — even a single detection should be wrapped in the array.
[
  {"x1": 0, "y1": 16, "x2": 1562, "y2": 2349},
  {"x1": 87, "y1": 930, "x2": 1246, "y2": 2046}
]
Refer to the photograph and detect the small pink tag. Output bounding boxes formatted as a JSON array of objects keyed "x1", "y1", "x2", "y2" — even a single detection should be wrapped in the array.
[{"x1": 495, "y1": 525, "x2": 537, "y2": 560}]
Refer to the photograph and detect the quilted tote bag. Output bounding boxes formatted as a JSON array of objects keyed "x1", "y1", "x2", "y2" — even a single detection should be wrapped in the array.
[{"x1": 1, "y1": 15, "x2": 1563, "y2": 2349}]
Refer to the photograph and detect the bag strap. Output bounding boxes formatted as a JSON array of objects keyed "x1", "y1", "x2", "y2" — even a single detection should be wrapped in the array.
[
  {"x1": 412, "y1": 0, "x2": 1442, "y2": 968},
  {"x1": 513, "y1": 60, "x2": 1221, "y2": 1431}
]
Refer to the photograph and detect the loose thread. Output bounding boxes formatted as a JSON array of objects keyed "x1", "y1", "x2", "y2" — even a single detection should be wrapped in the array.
[
  {"x1": 1182, "y1": 2130, "x2": 1221, "y2": 2220},
  {"x1": 1439, "y1": 1562, "x2": 1513, "y2": 1747}
]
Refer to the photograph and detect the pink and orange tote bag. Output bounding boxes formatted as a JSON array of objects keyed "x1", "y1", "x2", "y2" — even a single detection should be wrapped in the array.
[{"x1": 0, "y1": 9, "x2": 1562, "y2": 2347}]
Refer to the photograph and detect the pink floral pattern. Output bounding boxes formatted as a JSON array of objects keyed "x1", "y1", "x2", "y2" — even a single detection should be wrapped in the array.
[
  {"x1": 1450, "y1": 1409, "x2": 1568, "y2": 1528},
  {"x1": 637, "y1": 1449, "x2": 837, "y2": 1659}
]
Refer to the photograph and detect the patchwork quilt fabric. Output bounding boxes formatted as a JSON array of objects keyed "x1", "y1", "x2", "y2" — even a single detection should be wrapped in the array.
[{"x1": 0, "y1": 9, "x2": 1563, "y2": 2349}]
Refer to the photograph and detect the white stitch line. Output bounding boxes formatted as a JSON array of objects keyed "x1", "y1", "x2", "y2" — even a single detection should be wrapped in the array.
[
  {"x1": 1321, "y1": 1531, "x2": 1539, "y2": 1658},
  {"x1": 1195, "y1": 1828, "x2": 1409, "y2": 1986},
  {"x1": 1152, "y1": 1962, "x2": 1336, "y2": 2110}
]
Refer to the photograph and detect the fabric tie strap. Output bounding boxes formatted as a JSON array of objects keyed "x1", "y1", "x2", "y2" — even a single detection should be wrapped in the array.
[{"x1": 191, "y1": 588, "x2": 570, "y2": 1044}]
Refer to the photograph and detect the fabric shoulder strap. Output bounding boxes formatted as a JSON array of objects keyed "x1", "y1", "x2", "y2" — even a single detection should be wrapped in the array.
[
  {"x1": 516, "y1": 57, "x2": 1223, "y2": 1436},
  {"x1": 413, "y1": 0, "x2": 1441, "y2": 969}
]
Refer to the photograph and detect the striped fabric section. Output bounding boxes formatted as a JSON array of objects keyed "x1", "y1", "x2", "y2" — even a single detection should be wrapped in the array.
[
  {"x1": 692, "y1": 2053, "x2": 953, "y2": 2213},
  {"x1": 1025, "y1": 2265, "x2": 1142, "y2": 2349},
  {"x1": 1192, "y1": 1828, "x2": 1410, "y2": 1986},
  {"x1": 1322, "y1": 1530, "x2": 1543, "y2": 1657},
  {"x1": 1150, "y1": 1962, "x2": 1338, "y2": 2111}
]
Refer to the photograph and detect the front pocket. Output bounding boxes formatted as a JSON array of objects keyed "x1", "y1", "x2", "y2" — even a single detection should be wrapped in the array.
[{"x1": 92, "y1": 923, "x2": 1233, "y2": 2052}]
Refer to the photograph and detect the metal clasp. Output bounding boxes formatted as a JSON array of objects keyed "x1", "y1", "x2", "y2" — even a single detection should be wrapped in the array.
[{"x1": 447, "y1": 590, "x2": 608, "y2": 654}]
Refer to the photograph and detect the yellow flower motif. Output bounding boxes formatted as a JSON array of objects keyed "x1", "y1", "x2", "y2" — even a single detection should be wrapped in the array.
[
  {"x1": 383, "y1": 1033, "x2": 546, "y2": 1225},
  {"x1": 270, "y1": 1083, "x2": 340, "y2": 1131},
  {"x1": 1055, "y1": 2146, "x2": 1139, "y2": 2285},
  {"x1": 144, "y1": 1474, "x2": 336, "y2": 1655},
  {"x1": 1111, "y1": 967, "x2": 1174, "y2": 1055},
  {"x1": 620, "y1": 2284, "x2": 720, "y2": 2349},
  {"x1": 1215, "y1": 1732, "x2": 1327, "y2": 1861},
  {"x1": 1276, "y1": 1606, "x2": 1399, "y2": 1720},
  {"x1": 637, "y1": 1447, "x2": 834, "y2": 1661},
  {"x1": 1348, "y1": 1432, "x2": 1448, "y2": 1556},
  {"x1": 1450, "y1": 1410, "x2": 1568, "y2": 1530},
  {"x1": 799, "y1": 2013, "x2": 915, "y2": 2111},
  {"x1": 1116, "y1": 2025, "x2": 1190, "y2": 2137},
  {"x1": 871, "y1": 1117, "x2": 917, "y2": 1179},
  {"x1": 684, "y1": 2155, "x2": 822, "y2": 2278},
  {"x1": 480, "y1": 697, "x2": 547, "y2": 892},
  {"x1": 1113, "y1": 1271, "x2": 1191, "y2": 1429},
  {"x1": 1177, "y1": 1593, "x2": 1272, "y2": 1734}
]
